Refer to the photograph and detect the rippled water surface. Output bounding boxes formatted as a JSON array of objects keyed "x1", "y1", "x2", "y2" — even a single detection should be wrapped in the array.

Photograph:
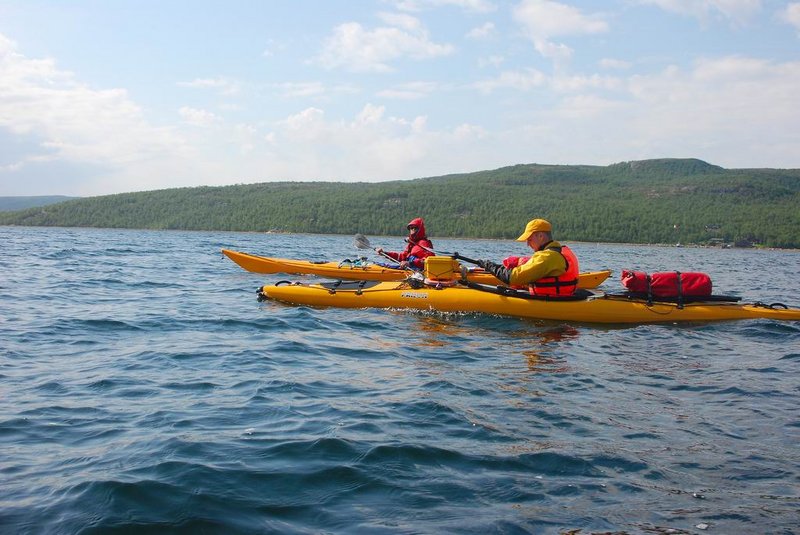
[{"x1": 2, "y1": 226, "x2": 799, "y2": 534}]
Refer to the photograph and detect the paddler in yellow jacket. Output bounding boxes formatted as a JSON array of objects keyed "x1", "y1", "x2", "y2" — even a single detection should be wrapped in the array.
[{"x1": 477, "y1": 218, "x2": 580, "y2": 296}]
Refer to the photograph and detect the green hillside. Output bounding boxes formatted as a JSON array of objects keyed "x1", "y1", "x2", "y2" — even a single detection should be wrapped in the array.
[{"x1": 2, "y1": 159, "x2": 799, "y2": 248}]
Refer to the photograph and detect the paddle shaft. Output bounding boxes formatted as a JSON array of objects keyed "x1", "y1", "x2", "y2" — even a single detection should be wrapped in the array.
[
  {"x1": 354, "y1": 234, "x2": 411, "y2": 268},
  {"x1": 450, "y1": 252, "x2": 481, "y2": 265},
  {"x1": 374, "y1": 248, "x2": 403, "y2": 265},
  {"x1": 357, "y1": 233, "x2": 480, "y2": 268},
  {"x1": 412, "y1": 241, "x2": 481, "y2": 266}
]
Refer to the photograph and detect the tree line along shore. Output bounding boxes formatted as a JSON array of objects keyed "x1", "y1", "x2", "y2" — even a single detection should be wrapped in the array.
[{"x1": 2, "y1": 158, "x2": 798, "y2": 249}]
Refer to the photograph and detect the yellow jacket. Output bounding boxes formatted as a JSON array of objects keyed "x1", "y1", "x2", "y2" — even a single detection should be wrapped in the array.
[{"x1": 509, "y1": 241, "x2": 568, "y2": 287}]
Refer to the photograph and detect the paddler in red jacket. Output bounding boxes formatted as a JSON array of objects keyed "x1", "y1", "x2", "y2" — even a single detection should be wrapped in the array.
[
  {"x1": 477, "y1": 218, "x2": 580, "y2": 296},
  {"x1": 376, "y1": 217, "x2": 434, "y2": 270}
]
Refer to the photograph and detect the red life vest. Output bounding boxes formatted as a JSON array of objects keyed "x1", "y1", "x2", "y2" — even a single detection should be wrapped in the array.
[{"x1": 529, "y1": 245, "x2": 580, "y2": 296}]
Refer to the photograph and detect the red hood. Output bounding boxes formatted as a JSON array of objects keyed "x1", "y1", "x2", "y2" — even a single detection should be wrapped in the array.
[{"x1": 407, "y1": 217, "x2": 427, "y2": 241}]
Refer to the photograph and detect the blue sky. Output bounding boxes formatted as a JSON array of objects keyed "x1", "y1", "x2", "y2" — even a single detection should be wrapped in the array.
[{"x1": 1, "y1": 0, "x2": 800, "y2": 196}]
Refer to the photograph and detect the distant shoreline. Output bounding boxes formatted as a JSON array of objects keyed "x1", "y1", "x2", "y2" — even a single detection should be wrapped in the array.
[{"x1": 3, "y1": 224, "x2": 798, "y2": 251}]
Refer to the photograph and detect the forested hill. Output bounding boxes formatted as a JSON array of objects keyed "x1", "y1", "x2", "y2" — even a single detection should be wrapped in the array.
[{"x1": 2, "y1": 158, "x2": 799, "y2": 248}]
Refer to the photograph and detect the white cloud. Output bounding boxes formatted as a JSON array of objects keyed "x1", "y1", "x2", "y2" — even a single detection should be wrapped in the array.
[
  {"x1": 231, "y1": 123, "x2": 259, "y2": 155},
  {"x1": 316, "y1": 17, "x2": 454, "y2": 72},
  {"x1": 539, "y1": 55, "x2": 800, "y2": 166},
  {"x1": 0, "y1": 34, "x2": 188, "y2": 177},
  {"x1": 271, "y1": 81, "x2": 359, "y2": 99},
  {"x1": 281, "y1": 107, "x2": 327, "y2": 142},
  {"x1": 553, "y1": 94, "x2": 628, "y2": 120},
  {"x1": 376, "y1": 81, "x2": 438, "y2": 99},
  {"x1": 178, "y1": 77, "x2": 241, "y2": 96},
  {"x1": 599, "y1": 58, "x2": 632, "y2": 70},
  {"x1": 478, "y1": 55, "x2": 505, "y2": 68},
  {"x1": 425, "y1": 54, "x2": 800, "y2": 170},
  {"x1": 630, "y1": 56, "x2": 798, "y2": 142},
  {"x1": 551, "y1": 73, "x2": 622, "y2": 92},
  {"x1": 474, "y1": 68, "x2": 547, "y2": 93},
  {"x1": 0, "y1": 33, "x2": 16, "y2": 55},
  {"x1": 780, "y1": 3, "x2": 800, "y2": 32},
  {"x1": 513, "y1": 0, "x2": 609, "y2": 62},
  {"x1": 262, "y1": 38, "x2": 286, "y2": 58},
  {"x1": 355, "y1": 103, "x2": 386, "y2": 125},
  {"x1": 300, "y1": 56, "x2": 798, "y2": 174},
  {"x1": 273, "y1": 81, "x2": 327, "y2": 98},
  {"x1": 410, "y1": 116, "x2": 428, "y2": 134},
  {"x1": 392, "y1": 0, "x2": 496, "y2": 13},
  {"x1": 240, "y1": 103, "x2": 493, "y2": 182},
  {"x1": 637, "y1": 0, "x2": 762, "y2": 25},
  {"x1": 179, "y1": 106, "x2": 219, "y2": 127},
  {"x1": 467, "y1": 22, "x2": 495, "y2": 39},
  {"x1": 473, "y1": 68, "x2": 620, "y2": 94},
  {"x1": 453, "y1": 123, "x2": 487, "y2": 139},
  {"x1": 377, "y1": 12, "x2": 423, "y2": 32}
]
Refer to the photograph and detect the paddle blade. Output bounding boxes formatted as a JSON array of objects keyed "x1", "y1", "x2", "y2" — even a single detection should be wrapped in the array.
[{"x1": 354, "y1": 233, "x2": 372, "y2": 250}]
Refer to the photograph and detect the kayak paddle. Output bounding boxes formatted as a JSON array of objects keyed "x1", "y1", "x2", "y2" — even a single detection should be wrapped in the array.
[
  {"x1": 354, "y1": 233, "x2": 481, "y2": 267},
  {"x1": 353, "y1": 234, "x2": 405, "y2": 267}
]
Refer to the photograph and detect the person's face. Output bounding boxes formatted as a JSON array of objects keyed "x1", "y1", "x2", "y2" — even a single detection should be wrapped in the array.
[
  {"x1": 526, "y1": 232, "x2": 544, "y2": 249},
  {"x1": 408, "y1": 225, "x2": 418, "y2": 235}
]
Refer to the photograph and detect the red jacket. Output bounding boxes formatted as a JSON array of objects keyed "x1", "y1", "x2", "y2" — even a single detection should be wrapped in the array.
[{"x1": 384, "y1": 217, "x2": 434, "y2": 270}]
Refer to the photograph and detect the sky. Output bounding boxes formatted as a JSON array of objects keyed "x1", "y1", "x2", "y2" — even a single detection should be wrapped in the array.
[{"x1": 1, "y1": 0, "x2": 800, "y2": 197}]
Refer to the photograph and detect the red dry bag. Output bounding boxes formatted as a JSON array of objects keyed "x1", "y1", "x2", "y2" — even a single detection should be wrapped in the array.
[{"x1": 621, "y1": 270, "x2": 712, "y2": 298}]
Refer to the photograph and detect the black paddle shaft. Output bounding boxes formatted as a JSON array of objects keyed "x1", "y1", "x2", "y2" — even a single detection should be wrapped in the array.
[
  {"x1": 358, "y1": 233, "x2": 481, "y2": 267},
  {"x1": 411, "y1": 241, "x2": 481, "y2": 266},
  {"x1": 452, "y1": 252, "x2": 481, "y2": 265}
]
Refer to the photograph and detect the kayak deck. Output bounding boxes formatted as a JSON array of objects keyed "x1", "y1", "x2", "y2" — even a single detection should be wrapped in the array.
[
  {"x1": 223, "y1": 249, "x2": 404, "y2": 280},
  {"x1": 222, "y1": 249, "x2": 612, "y2": 289},
  {"x1": 256, "y1": 280, "x2": 800, "y2": 324}
]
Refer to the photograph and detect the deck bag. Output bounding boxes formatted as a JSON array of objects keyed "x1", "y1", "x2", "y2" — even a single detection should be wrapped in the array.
[
  {"x1": 424, "y1": 256, "x2": 459, "y2": 285},
  {"x1": 621, "y1": 270, "x2": 712, "y2": 299}
]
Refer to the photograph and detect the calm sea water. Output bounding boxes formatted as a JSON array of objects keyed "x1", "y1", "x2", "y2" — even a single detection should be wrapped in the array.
[{"x1": 1, "y1": 226, "x2": 799, "y2": 534}]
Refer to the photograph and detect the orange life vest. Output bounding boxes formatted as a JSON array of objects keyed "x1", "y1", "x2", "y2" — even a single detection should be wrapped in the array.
[{"x1": 529, "y1": 244, "x2": 580, "y2": 296}]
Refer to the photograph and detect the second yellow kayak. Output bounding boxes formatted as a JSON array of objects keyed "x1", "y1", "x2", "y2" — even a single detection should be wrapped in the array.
[{"x1": 222, "y1": 249, "x2": 612, "y2": 289}]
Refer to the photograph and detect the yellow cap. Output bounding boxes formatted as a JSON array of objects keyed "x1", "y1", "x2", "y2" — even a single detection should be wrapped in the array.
[{"x1": 516, "y1": 218, "x2": 552, "y2": 241}]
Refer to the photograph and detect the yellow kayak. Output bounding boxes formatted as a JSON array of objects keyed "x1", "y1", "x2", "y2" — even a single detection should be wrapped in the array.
[
  {"x1": 222, "y1": 249, "x2": 612, "y2": 289},
  {"x1": 256, "y1": 279, "x2": 800, "y2": 324}
]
